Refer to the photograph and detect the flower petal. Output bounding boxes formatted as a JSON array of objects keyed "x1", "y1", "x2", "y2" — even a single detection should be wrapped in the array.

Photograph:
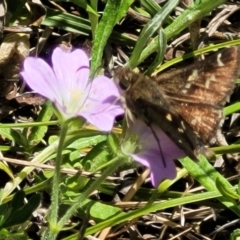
[
  {"x1": 89, "y1": 75, "x2": 121, "y2": 100},
  {"x1": 134, "y1": 122, "x2": 184, "y2": 160},
  {"x1": 81, "y1": 104, "x2": 123, "y2": 131},
  {"x1": 131, "y1": 150, "x2": 177, "y2": 187},
  {"x1": 21, "y1": 57, "x2": 59, "y2": 102},
  {"x1": 80, "y1": 76, "x2": 124, "y2": 131},
  {"x1": 52, "y1": 47, "x2": 89, "y2": 92},
  {"x1": 125, "y1": 120, "x2": 184, "y2": 186}
]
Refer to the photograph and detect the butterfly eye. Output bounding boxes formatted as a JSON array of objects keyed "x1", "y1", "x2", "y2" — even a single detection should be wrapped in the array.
[{"x1": 119, "y1": 78, "x2": 130, "y2": 91}]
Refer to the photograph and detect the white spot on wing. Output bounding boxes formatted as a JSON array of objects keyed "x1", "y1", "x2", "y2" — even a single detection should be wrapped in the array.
[
  {"x1": 166, "y1": 113, "x2": 172, "y2": 121},
  {"x1": 187, "y1": 69, "x2": 198, "y2": 81},
  {"x1": 182, "y1": 83, "x2": 192, "y2": 94},
  {"x1": 191, "y1": 119, "x2": 197, "y2": 125},
  {"x1": 217, "y1": 53, "x2": 224, "y2": 66},
  {"x1": 178, "y1": 128, "x2": 184, "y2": 133},
  {"x1": 181, "y1": 121, "x2": 186, "y2": 130},
  {"x1": 210, "y1": 74, "x2": 216, "y2": 81},
  {"x1": 205, "y1": 79, "x2": 210, "y2": 88},
  {"x1": 205, "y1": 74, "x2": 216, "y2": 88}
]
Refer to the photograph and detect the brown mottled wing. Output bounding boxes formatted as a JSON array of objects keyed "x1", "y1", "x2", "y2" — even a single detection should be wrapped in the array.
[{"x1": 156, "y1": 47, "x2": 240, "y2": 143}]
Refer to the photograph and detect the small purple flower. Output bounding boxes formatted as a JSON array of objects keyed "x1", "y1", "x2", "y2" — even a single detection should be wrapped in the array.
[
  {"x1": 121, "y1": 119, "x2": 184, "y2": 187},
  {"x1": 21, "y1": 47, "x2": 124, "y2": 131}
]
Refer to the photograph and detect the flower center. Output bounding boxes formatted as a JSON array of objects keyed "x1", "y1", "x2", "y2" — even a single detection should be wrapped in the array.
[
  {"x1": 64, "y1": 87, "x2": 85, "y2": 114},
  {"x1": 121, "y1": 133, "x2": 142, "y2": 155}
]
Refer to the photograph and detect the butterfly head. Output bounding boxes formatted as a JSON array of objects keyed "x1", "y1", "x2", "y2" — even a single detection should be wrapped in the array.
[{"x1": 114, "y1": 67, "x2": 140, "y2": 92}]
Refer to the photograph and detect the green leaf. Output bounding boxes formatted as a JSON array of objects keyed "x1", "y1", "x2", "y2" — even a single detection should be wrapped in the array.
[
  {"x1": 82, "y1": 141, "x2": 111, "y2": 171},
  {"x1": 89, "y1": 201, "x2": 121, "y2": 221},
  {"x1": 238, "y1": 181, "x2": 240, "y2": 195},
  {"x1": 0, "y1": 128, "x2": 14, "y2": 141},
  {"x1": 0, "y1": 162, "x2": 14, "y2": 181},
  {"x1": 211, "y1": 143, "x2": 240, "y2": 156},
  {"x1": 71, "y1": 0, "x2": 98, "y2": 16},
  {"x1": 146, "y1": 28, "x2": 167, "y2": 73},
  {"x1": 64, "y1": 174, "x2": 87, "y2": 191},
  {"x1": 53, "y1": 0, "x2": 98, "y2": 15},
  {"x1": 1, "y1": 192, "x2": 41, "y2": 228},
  {"x1": 180, "y1": 155, "x2": 240, "y2": 216},
  {"x1": 0, "y1": 203, "x2": 8, "y2": 218},
  {"x1": 11, "y1": 191, "x2": 24, "y2": 209},
  {"x1": 224, "y1": 102, "x2": 240, "y2": 116},
  {"x1": 67, "y1": 132, "x2": 107, "y2": 149},
  {"x1": 28, "y1": 101, "x2": 54, "y2": 146},
  {"x1": 88, "y1": 0, "x2": 98, "y2": 36},
  {"x1": 43, "y1": 7, "x2": 91, "y2": 35},
  {"x1": 90, "y1": 0, "x2": 122, "y2": 77},
  {"x1": 115, "y1": 0, "x2": 134, "y2": 25},
  {"x1": 107, "y1": 132, "x2": 120, "y2": 154},
  {"x1": 10, "y1": 129, "x2": 28, "y2": 150},
  {"x1": 215, "y1": 176, "x2": 240, "y2": 200},
  {"x1": 140, "y1": 0, "x2": 161, "y2": 15},
  {"x1": 231, "y1": 229, "x2": 240, "y2": 240},
  {"x1": 134, "y1": 0, "x2": 228, "y2": 67},
  {"x1": 128, "y1": 0, "x2": 179, "y2": 68},
  {"x1": 153, "y1": 41, "x2": 240, "y2": 74}
]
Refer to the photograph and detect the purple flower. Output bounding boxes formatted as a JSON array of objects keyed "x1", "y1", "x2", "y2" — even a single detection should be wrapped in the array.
[
  {"x1": 21, "y1": 47, "x2": 124, "y2": 131},
  {"x1": 121, "y1": 119, "x2": 184, "y2": 187}
]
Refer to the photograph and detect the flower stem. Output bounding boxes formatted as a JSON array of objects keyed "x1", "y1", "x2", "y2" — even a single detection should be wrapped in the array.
[
  {"x1": 57, "y1": 157, "x2": 121, "y2": 229},
  {"x1": 46, "y1": 121, "x2": 69, "y2": 238}
]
